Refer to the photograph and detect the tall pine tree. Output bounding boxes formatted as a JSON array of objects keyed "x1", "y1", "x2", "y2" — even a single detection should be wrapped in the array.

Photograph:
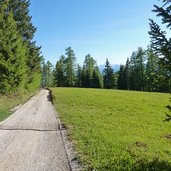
[
  {"x1": 8, "y1": 0, "x2": 36, "y2": 41},
  {"x1": 145, "y1": 48, "x2": 161, "y2": 92},
  {"x1": 53, "y1": 55, "x2": 66, "y2": 87},
  {"x1": 149, "y1": 0, "x2": 171, "y2": 120},
  {"x1": 103, "y1": 58, "x2": 115, "y2": 89},
  {"x1": 82, "y1": 54, "x2": 96, "y2": 88},
  {"x1": 129, "y1": 47, "x2": 146, "y2": 91},
  {"x1": 149, "y1": 1, "x2": 171, "y2": 74},
  {"x1": 92, "y1": 66, "x2": 103, "y2": 88},
  {"x1": 0, "y1": 0, "x2": 27, "y2": 94},
  {"x1": 65, "y1": 47, "x2": 76, "y2": 87},
  {"x1": 9, "y1": 0, "x2": 42, "y2": 92},
  {"x1": 117, "y1": 65, "x2": 127, "y2": 90},
  {"x1": 76, "y1": 64, "x2": 82, "y2": 87}
]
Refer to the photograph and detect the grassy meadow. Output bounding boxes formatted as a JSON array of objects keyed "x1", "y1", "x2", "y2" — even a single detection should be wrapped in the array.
[{"x1": 52, "y1": 88, "x2": 171, "y2": 171}]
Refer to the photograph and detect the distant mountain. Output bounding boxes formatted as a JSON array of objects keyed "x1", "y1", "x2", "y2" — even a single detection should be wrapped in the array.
[{"x1": 99, "y1": 64, "x2": 120, "y2": 73}]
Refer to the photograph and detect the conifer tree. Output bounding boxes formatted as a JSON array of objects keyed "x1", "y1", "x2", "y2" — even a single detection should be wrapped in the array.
[
  {"x1": 149, "y1": 0, "x2": 171, "y2": 74},
  {"x1": 145, "y1": 48, "x2": 160, "y2": 92},
  {"x1": 76, "y1": 64, "x2": 82, "y2": 87},
  {"x1": 82, "y1": 54, "x2": 96, "y2": 87},
  {"x1": 9, "y1": 0, "x2": 42, "y2": 91},
  {"x1": 0, "y1": 0, "x2": 27, "y2": 94},
  {"x1": 65, "y1": 47, "x2": 76, "y2": 87},
  {"x1": 45, "y1": 61, "x2": 54, "y2": 87},
  {"x1": 129, "y1": 47, "x2": 146, "y2": 91},
  {"x1": 117, "y1": 65, "x2": 126, "y2": 90},
  {"x1": 82, "y1": 67, "x2": 90, "y2": 88},
  {"x1": 53, "y1": 55, "x2": 66, "y2": 87},
  {"x1": 117, "y1": 58, "x2": 130, "y2": 90},
  {"x1": 136, "y1": 47, "x2": 146, "y2": 91},
  {"x1": 8, "y1": 0, "x2": 36, "y2": 41},
  {"x1": 92, "y1": 66, "x2": 103, "y2": 88},
  {"x1": 149, "y1": 0, "x2": 171, "y2": 120},
  {"x1": 103, "y1": 58, "x2": 115, "y2": 89},
  {"x1": 124, "y1": 58, "x2": 130, "y2": 90}
]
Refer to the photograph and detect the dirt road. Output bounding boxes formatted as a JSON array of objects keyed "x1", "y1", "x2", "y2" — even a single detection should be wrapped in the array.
[{"x1": 0, "y1": 89, "x2": 71, "y2": 171}]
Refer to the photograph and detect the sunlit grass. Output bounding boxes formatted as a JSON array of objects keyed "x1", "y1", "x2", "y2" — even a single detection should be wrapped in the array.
[{"x1": 52, "y1": 88, "x2": 171, "y2": 170}]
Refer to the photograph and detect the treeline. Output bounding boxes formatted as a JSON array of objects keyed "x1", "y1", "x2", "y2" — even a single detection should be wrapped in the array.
[
  {"x1": 42, "y1": 47, "x2": 117, "y2": 89},
  {"x1": 43, "y1": 45, "x2": 170, "y2": 93},
  {"x1": 54, "y1": 47, "x2": 105, "y2": 88},
  {"x1": 47, "y1": 0, "x2": 171, "y2": 94},
  {"x1": 1, "y1": 0, "x2": 170, "y2": 95},
  {"x1": 117, "y1": 47, "x2": 170, "y2": 92},
  {"x1": 0, "y1": 0, "x2": 42, "y2": 95}
]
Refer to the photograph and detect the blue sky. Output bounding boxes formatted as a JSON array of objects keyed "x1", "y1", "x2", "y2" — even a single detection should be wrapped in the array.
[{"x1": 29, "y1": 0, "x2": 162, "y2": 66}]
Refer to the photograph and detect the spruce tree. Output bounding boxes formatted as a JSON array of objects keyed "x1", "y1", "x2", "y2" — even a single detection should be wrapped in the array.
[
  {"x1": 76, "y1": 64, "x2": 82, "y2": 87},
  {"x1": 129, "y1": 47, "x2": 146, "y2": 91},
  {"x1": 82, "y1": 67, "x2": 90, "y2": 88},
  {"x1": 145, "y1": 48, "x2": 160, "y2": 92},
  {"x1": 129, "y1": 52, "x2": 137, "y2": 90},
  {"x1": 136, "y1": 47, "x2": 146, "y2": 91},
  {"x1": 65, "y1": 47, "x2": 76, "y2": 87},
  {"x1": 124, "y1": 58, "x2": 130, "y2": 90},
  {"x1": 41, "y1": 60, "x2": 54, "y2": 88},
  {"x1": 0, "y1": 1, "x2": 27, "y2": 94},
  {"x1": 103, "y1": 58, "x2": 115, "y2": 89},
  {"x1": 149, "y1": 1, "x2": 171, "y2": 74},
  {"x1": 117, "y1": 65, "x2": 126, "y2": 90},
  {"x1": 92, "y1": 66, "x2": 103, "y2": 88},
  {"x1": 9, "y1": 0, "x2": 42, "y2": 91},
  {"x1": 82, "y1": 54, "x2": 96, "y2": 88},
  {"x1": 53, "y1": 55, "x2": 66, "y2": 87},
  {"x1": 8, "y1": 0, "x2": 36, "y2": 41},
  {"x1": 149, "y1": 0, "x2": 171, "y2": 120}
]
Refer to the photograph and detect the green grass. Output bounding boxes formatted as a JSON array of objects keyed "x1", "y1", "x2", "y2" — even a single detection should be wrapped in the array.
[
  {"x1": 0, "y1": 91, "x2": 37, "y2": 122},
  {"x1": 52, "y1": 88, "x2": 171, "y2": 171}
]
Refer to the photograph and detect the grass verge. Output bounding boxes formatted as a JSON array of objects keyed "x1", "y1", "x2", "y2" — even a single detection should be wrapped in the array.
[
  {"x1": 0, "y1": 90, "x2": 38, "y2": 122},
  {"x1": 52, "y1": 88, "x2": 171, "y2": 170}
]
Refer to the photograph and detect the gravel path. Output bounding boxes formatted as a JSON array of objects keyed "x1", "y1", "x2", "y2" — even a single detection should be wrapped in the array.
[{"x1": 0, "y1": 89, "x2": 71, "y2": 171}]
